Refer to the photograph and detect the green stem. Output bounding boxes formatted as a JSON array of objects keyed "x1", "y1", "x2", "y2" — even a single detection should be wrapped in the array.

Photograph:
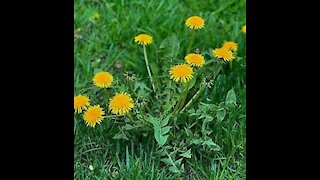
[
  {"x1": 180, "y1": 69, "x2": 221, "y2": 113},
  {"x1": 143, "y1": 45, "x2": 156, "y2": 94},
  {"x1": 176, "y1": 85, "x2": 189, "y2": 112},
  {"x1": 173, "y1": 81, "x2": 190, "y2": 113},
  {"x1": 172, "y1": 99, "x2": 181, "y2": 113},
  {"x1": 128, "y1": 112, "x2": 134, "y2": 123},
  {"x1": 166, "y1": 151, "x2": 181, "y2": 174},
  {"x1": 105, "y1": 115, "x2": 123, "y2": 118},
  {"x1": 180, "y1": 85, "x2": 206, "y2": 113},
  {"x1": 187, "y1": 30, "x2": 196, "y2": 54}
]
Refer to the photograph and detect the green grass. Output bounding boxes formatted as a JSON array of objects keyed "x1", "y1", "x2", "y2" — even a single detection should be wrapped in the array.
[{"x1": 74, "y1": 0, "x2": 246, "y2": 179}]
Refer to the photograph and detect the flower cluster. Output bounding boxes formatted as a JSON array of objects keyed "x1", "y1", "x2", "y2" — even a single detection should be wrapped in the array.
[
  {"x1": 74, "y1": 71, "x2": 134, "y2": 128},
  {"x1": 75, "y1": 15, "x2": 245, "y2": 128},
  {"x1": 212, "y1": 41, "x2": 238, "y2": 62}
]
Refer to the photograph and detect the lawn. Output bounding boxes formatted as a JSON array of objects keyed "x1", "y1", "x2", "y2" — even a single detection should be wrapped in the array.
[{"x1": 74, "y1": 0, "x2": 246, "y2": 179}]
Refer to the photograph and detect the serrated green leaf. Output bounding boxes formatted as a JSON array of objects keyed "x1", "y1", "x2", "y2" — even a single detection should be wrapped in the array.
[
  {"x1": 148, "y1": 116, "x2": 170, "y2": 147},
  {"x1": 200, "y1": 103, "x2": 218, "y2": 111},
  {"x1": 161, "y1": 158, "x2": 174, "y2": 166},
  {"x1": 169, "y1": 166, "x2": 180, "y2": 173},
  {"x1": 113, "y1": 132, "x2": 128, "y2": 140},
  {"x1": 175, "y1": 158, "x2": 184, "y2": 166},
  {"x1": 187, "y1": 108, "x2": 195, "y2": 114},
  {"x1": 161, "y1": 126, "x2": 172, "y2": 135},
  {"x1": 203, "y1": 139, "x2": 220, "y2": 151},
  {"x1": 184, "y1": 127, "x2": 193, "y2": 137},
  {"x1": 226, "y1": 88, "x2": 237, "y2": 106},
  {"x1": 180, "y1": 149, "x2": 192, "y2": 158},
  {"x1": 148, "y1": 116, "x2": 159, "y2": 126},
  {"x1": 203, "y1": 130, "x2": 213, "y2": 136},
  {"x1": 158, "y1": 135, "x2": 169, "y2": 146},
  {"x1": 161, "y1": 114, "x2": 172, "y2": 127},
  {"x1": 137, "y1": 89, "x2": 148, "y2": 97},
  {"x1": 180, "y1": 164, "x2": 185, "y2": 172},
  {"x1": 124, "y1": 124, "x2": 134, "y2": 130},
  {"x1": 190, "y1": 139, "x2": 203, "y2": 145},
  {"x1": 154, "y1": 128, "x2": 161, "y2": 144},
  {"x1": 216, "y1": 109, "x2": 226, "y2": 121},
  {"x1": 204, "y1": 116, "x2": 214, "y2": 123},
  {"x1": 163, "y1": 100, "x2": 175, "y2": 112},
  {"x1": 199, "y1": 114, "x2": 207, "y2": 119}
]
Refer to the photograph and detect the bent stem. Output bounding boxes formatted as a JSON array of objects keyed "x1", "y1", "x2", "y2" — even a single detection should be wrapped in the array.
[
  {"x1": 173, "y1": 81, "x2": 190, "y2": 113},
  {"x1": 180, "y1": 69, "x2": 221, "y2": 113},
  {"x1": 177, "y1": 83, "x2": 190, "y2": 112},
  {"x1": 143, "y1": 45, "x2": 156, "y2": 94},
  {"x1": 180, "y1": 85, "x2": 206, "y2": 113},
  {"x1": 105, "y1": 114, "x2": 124, "y2": 119}
]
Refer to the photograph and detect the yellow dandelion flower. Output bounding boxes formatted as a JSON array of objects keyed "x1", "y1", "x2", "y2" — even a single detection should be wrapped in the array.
[
  {"x1": 185, "y1": 53, "x2": 205, "y2": 67},
  {"x1": 93, "y1": 72, "x2": 113, "y2": 88},
  {"x1": 222, "y1": 41, "x2": 238, "y2": 52},
  {"x1": 185, "y1": 16, "x2": 205, "y2": 30},
  {"x1": 109, "y1": 92, "x2": 134, "y2": 115},
  {"x1": 212, "y1": 48, "x2": 234, "y2": 62},
  {"x1": 170, "y1": 64, "x2": 193, "y2": 83},
  {"x1": 242, "y1": 25, "x2": 246, "y2": 33},
  {"x1": 83, "y1": 105, "x2": 105, "y2": 128},
  {"x1": 74, "y1": 95, "x2": 90, "y2": 113},
  {"x1": 91, "y1": 12, "x2": 100, "y2": 20},
  {"x1": 134, "y1": 34, "x2": 153, "y2": 46}
]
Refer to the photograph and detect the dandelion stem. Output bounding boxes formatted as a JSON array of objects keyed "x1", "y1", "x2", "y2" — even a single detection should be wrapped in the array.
[
  {"x1": 177, "y1": 82, "x2": 190, "y2": 112},
  {"x1": 187, "y1": 30, "x2": 196, "y2": 54},
  {"x1": 180, "y1": 85, "x2": 206, "y2": 113},
  {"x1": 143, "y1": 45, "x2": 156, "y2": 94},
  {"x1": 105, "y1": 115, "x2": 123, "y2": 118},
  {"x1": 128, "y1": 112, "x2": 134, "y2": 123},
  {"x1": 173, "y1": 99, "x2": 181, "y2": 113},
  {"x1": 173, "y1": 81, "x2": 190, "y2": 113}
]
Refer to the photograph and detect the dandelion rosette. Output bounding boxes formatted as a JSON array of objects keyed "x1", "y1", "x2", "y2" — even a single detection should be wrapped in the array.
[
  {"x1": 185, "y1": 16, "x2": 205, "y2": 30},
  {"x1": 83, "y1": 105, "x2": 105, "y2": 127},
  {"x1": 93, "y1": 72, "x2": 114, "y2": 88},
  {"x1": 74, "y1": 94, "x2": 90, "y2": 113},
  {"x1": 134, "y1": 34, "x2": 153, "y2": 46},
  {"x1": 170, "y1": 64, "x2": 194, "y2": 83},
  {"x1": 185, "y1": 53, "x2": 205, "y2": 67},
  {"x1": 109, "y1": 92, "x2": 134, "y2": 115}
]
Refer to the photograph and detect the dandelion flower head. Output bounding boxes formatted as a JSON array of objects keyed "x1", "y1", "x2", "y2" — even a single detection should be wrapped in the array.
[
  {"x1": 74, "y1": 95, "x2": 90, "y2": 113},
  {"x1": 185, "y1": 53, "x2": 205, "y2": 67},
  {"x1": 222, "y1": 41, "x2": 238, "y2": 52},
  {"x1": 134, "y1": 34, "x2": 153, "y2": 46},
  {"x1": 185, "y1": 16, "x2": 205, "y2": 30},
  {"x1": 83, "y1": 105, "x2": 105, "y2": 127},
  {"x1": 170, "y1": 64, "x2": 194, "y2": 83},
  {"x1": 93, "y1": 71, "x2": 113, "y2": 88},
  {"x1": 109, "y1": 92, "x2": 134, "y2": 115},
  {"x1": 213, "y1": 48, "x2": 234, "y2": 62}
]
